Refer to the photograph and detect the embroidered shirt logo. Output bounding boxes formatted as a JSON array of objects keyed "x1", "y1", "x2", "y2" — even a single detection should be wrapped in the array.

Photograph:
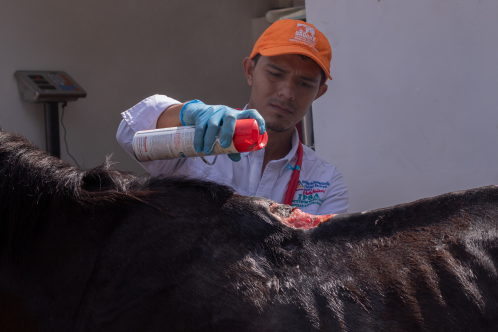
[
  {"x1": 296, "y1": 182, "x2": 304, "y2": 191},
  {"x1": 292, "y1": 180, "x2": 329, "y2": 208},
  {"x1": 290, "y1": 23, "x2": 317, "y2": 48}
]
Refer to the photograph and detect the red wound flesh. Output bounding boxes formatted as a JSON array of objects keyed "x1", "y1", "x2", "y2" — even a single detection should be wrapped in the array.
[{"x1": 269, "y1": 203, "x2": 335, "y2": 229}]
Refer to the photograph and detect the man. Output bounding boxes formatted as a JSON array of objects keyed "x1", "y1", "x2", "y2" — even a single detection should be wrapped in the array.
[{"x1": 117, "y1": 19, "x2": 348, "y2": 214}]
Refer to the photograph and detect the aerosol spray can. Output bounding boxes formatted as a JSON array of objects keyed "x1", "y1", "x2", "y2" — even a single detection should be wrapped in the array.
[{"x1": 132, "y1": 119, "x2": 268, "y2": 162}]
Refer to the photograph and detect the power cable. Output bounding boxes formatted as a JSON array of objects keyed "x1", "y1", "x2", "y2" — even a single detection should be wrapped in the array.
[{"x1": 60, "y1": 102, "x2": 82, "y2": 168}]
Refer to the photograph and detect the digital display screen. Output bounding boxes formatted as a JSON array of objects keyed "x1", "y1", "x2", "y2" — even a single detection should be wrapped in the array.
[
  {"x1": 38, "y1": 85, "x2": 56, "y2": 90},
  {"x1": 34, "y1": 80, "x2": 50, "y2": 85},
  {"x1": 29, "y1": 75, "x2": 45, "y2": 80}
]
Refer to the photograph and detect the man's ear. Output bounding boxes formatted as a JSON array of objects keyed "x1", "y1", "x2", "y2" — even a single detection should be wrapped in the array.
[
  {"x1": 243, "y1": 57, "x2": 255, "y2": 87},
  {"x1": 314, "y1": 83, "x2": 328, "y2": 101}
]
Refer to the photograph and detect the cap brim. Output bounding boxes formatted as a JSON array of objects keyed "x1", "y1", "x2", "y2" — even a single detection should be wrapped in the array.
[{"x1": 259, "y1": 45, "x2": 332, "y2": 80}]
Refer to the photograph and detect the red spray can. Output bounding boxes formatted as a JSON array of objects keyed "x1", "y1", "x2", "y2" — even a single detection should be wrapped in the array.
[{"x1": 132, "y1": 119, "x2": 268, "y2": 162}]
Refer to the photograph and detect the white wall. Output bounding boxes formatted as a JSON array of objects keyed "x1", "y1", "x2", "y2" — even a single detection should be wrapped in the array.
[
  {"x1": 307, "y1": 0, "x2": 498, "y2": 212},
  {"x1": 0, "y1": 0, "x2": 276, "y2": 173}
]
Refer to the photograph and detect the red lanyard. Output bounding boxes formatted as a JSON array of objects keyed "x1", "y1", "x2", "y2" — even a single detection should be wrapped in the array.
[{"x1": 284, "y1": 141, "x2": 303, "y2": 206}]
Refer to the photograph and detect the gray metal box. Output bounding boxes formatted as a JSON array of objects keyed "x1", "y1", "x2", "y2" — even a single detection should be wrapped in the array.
[{"x1": 14, "y1": 70, "x2": 87, "y2": 103}]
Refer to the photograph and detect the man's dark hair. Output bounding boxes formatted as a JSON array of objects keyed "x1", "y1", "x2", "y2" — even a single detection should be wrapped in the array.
[{"x1": 252, "y1": 53, "x2": 327, "y2": 86}]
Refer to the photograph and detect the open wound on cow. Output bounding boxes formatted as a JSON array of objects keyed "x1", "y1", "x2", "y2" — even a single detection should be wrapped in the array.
[{"x1": 269, "y1": 203, "x2": 335, "y2": 229}]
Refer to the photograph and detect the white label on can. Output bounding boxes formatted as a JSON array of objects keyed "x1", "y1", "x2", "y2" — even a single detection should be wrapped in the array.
[{"x1": 132, "y1": 126, "x2": 238, "y2": 162}]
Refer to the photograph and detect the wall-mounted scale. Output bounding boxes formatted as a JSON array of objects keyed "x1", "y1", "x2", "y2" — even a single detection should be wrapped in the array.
[{"x1": 14, "y1": 70, "x2": 86, "y2": 158}]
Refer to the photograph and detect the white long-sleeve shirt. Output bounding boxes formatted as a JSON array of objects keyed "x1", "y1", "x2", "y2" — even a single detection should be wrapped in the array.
[{"x1": 117, "y1": 95, "x2": 349, "y2": 214}]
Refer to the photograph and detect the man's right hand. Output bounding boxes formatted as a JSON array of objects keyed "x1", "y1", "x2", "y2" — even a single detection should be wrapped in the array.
[{"x1": 180, "y1": 100, "x2": 265, "y2": 162}]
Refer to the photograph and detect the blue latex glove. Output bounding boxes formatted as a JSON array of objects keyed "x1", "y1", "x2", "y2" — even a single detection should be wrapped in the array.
[{"x1": 180, "y1": 100, "x2": 265, "y2": 162}]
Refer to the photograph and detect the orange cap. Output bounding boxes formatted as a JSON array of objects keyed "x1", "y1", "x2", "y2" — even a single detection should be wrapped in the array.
[{"x1": 250, "y1": 19, "x2": 332, "y2": 80}]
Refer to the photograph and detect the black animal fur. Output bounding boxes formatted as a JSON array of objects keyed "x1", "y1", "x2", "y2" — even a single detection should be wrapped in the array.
[{"x1": 0, "y1": 130, "x2": 497, "y2": 331}]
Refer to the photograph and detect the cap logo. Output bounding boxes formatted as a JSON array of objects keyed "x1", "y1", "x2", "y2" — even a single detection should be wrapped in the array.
[{"x1": 289, "y1": 23, "x2": 317, "y2": 49}]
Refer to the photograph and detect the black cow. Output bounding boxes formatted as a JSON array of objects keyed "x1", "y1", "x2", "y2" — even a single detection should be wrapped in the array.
[{"x1": 0, "y1": 130, "x2": 497, "y2": 331}]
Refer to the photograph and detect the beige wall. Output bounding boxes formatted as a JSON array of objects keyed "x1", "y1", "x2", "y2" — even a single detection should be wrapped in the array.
[{"x1": 0, "y1": 0, "x2": 276, "y2": 173}]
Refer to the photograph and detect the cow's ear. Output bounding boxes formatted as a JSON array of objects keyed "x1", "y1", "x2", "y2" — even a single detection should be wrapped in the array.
[
  {"x1": 314, "y1": 83, "x2": 328, "y2": 101},
  {"x1": 243, "y1": 57, "x2": 255, "y2": 87}
]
